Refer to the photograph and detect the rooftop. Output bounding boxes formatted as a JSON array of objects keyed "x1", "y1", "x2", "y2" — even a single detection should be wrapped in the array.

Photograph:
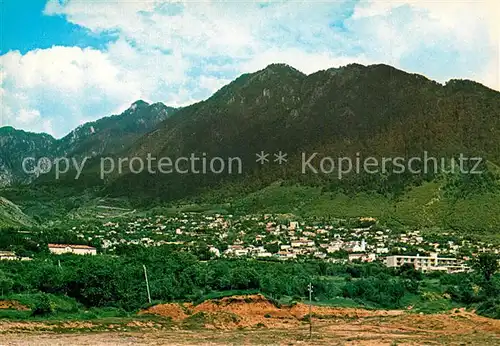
[{"x1": 48, "y1": 244, "x2": 96, "y2": 250}]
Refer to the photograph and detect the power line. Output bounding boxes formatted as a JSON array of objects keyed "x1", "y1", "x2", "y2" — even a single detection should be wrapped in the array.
[
  {"x1": 143, "y1": 264, "x2": 151, "y2": 304},
  {"x1": 308, "y1": 282, "x2": 313, "y2": 339}
]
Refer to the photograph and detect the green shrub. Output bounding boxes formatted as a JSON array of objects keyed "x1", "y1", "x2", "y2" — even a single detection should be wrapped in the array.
[
  {"x1": 31, "y1": 293, "x2": 54, "y2": 316},
  {"x1": 476, "y1": 299, "x2": 500, "y2": 319},
  {"x1": 342, "y1": 277, "x2": 405, "y2": 308}
]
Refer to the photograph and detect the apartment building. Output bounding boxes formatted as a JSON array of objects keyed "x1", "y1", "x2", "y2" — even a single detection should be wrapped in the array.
[{"x1": 385, "y1": 253, "x2": 468, "y2": 273}]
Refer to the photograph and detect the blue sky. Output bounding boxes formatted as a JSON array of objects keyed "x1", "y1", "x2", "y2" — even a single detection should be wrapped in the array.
[
  {"x1": 0, "y1": 0, "x2": 113, "y2": 54},
  {"x1": 1, "y1": 0, "x2": 498, "y2": 138}
]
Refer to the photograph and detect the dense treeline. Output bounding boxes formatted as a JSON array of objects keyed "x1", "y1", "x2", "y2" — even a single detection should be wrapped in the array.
[{"x1": 0, "y1": 246, "x2": 498, "y2": 318}]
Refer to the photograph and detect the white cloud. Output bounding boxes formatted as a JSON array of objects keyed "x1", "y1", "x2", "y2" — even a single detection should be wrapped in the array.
[
  {"x1": 44, "y1": 0, "x2": 261, "y2": 57},
  {"x1": 1, "y1": 0, "x2": 499, "y2": 137},
  {"x1": 239, "y1": 49, "x2": 374, "y2": 75},
  {"x1": 350, "y1": 0, "x2": 500, "y2": 90},
  {"x1": 0, "y1": 46, "x2": 140, "y2": 137},
  {"x1": 18, "y1": 109, "x2": 41, "y2": 124},
  {"x1": 198, "y1": 75, "x2": 233, "y2": 93},
  {"x1": 4, "y1": 46, "x2": 128, "y2": 94}
]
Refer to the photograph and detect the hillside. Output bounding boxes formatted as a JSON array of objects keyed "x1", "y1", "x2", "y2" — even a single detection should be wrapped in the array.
[
  {"x1": 105, "y1": 63, "x2": 500, "y2": 200},
  {"x1": 0, "y1": 127, "x2": 57, "y2": 187},
  {"x1": 224, "y1": 181, "x2": 500, "y2": 237},
  {"x1": 0, "y1": 197, "x2": 34, "y2": 228}
]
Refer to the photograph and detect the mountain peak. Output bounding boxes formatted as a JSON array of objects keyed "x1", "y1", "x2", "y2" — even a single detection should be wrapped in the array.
[
  {"x1": 0, "y1": 125, "x2": 16, "y2": 133},
  {"x1": 262, "y1": 63, "x2": 305, "y2": 76},
  {"x1": 0, "y1": 125, "x2": 55, "y2": 139},
  {"x1": 445, "y1": 79, "x2": 497, "y2": 93},
  {"x1": 130, "y1": 100, "x2": 150, "y2": 111},
  {"x1": 132, "y1": 99, "x2": 149, "y2": 106}
]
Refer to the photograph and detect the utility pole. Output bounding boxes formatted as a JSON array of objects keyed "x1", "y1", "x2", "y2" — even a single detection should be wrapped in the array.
[
  {"x1": 143, "y1": 265, "x2": 151, "y2": 304},
  {"x1": 308, "y1": 282, "x2": 313, "y2": 339}
]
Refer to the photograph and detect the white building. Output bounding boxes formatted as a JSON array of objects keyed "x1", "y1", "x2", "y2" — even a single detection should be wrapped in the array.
[
  {"x1": 0, "y1": 251, "x2": 17, "y2": 260},
  {"x1": 345, "y1": 239, "x2": 366, "y2": 252},
  {"x1": 234, "y1": 249, "x2": 249, "y2": 257},
  {"x1": 327, "y1": 240, "x2": 344, "y2": 253},
  {"x1": 209, "y1": 246, "x2": 221, "y2": 257},
  {"x1": 277, "y1": 251, "x2": 297, "y2": 260},
  {"x1": 48, "y1": 244, "x2": 97, "y2": 255},
  {"x1": 385, "y1": 253, "x2": 467, "y2": 273},
  {"x1": 0, "y1": 251, "x2": 31, "y2": 261},
  {"x1": 376, "y1": 247, "x2": 389, "y2": 254},
  {"x1": 349, "y1": 253, "x2": 376, "y2": 262}
]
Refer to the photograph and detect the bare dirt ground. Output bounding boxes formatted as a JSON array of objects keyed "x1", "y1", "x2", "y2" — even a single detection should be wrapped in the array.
[
  {"x1": 0, "y1": 294, "x2": 499, "y2": 345},
  {"x1": 0, "y1": 300, "x2": 29, "y2": 311}
]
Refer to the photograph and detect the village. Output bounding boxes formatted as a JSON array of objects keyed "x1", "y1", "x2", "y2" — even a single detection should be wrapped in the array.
[
  {"x1": 12, "y1": 212, "x2": 488, "y2": 274},
  {"x1": 2, "y1": 213, "x2": 498, "y2": 273}
]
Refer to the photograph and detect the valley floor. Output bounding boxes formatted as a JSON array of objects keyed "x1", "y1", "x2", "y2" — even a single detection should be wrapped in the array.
[{"x1": 1, "y1": 322, "x2": 498, "y2": 345}]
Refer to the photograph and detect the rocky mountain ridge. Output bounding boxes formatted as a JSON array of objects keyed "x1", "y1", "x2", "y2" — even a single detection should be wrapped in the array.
[{"x1": 0, "y1": 101, "x2": 176, "y2": 186}]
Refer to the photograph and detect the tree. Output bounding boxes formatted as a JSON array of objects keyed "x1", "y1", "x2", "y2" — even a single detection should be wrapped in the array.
[
  {"x1": 398, "y1": 263, "x2": 423, "y2": 281},
  {"x1": 471, "y1": 253, "x2": 499, "y2": 282},
  {"x1": 31, "y1": 293, "x2": 54, "y2": 316},
  {"x1": 264, "y1": 242, "x2": 279, "y2": 254},
  {"x1": 230, "y1": 267, "x2": 259, "y2": 290},
  {"x1": 0, "y1": 270, "x2": 14, "y2": 296}
]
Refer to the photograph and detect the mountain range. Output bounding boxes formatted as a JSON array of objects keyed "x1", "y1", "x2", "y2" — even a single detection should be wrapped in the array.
[
  {"x1": 2, "y1": 63, "x2": 500, "y2": 190},
  {"x1": 2, "y1": 62, "x2": 500, "y2": 234},
  {"x1": 0, "y1": 101, "x2": 176, "y2": 186},
  {"x1": 106, "y1": 63, "x2": 500, "y2": 200}
]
